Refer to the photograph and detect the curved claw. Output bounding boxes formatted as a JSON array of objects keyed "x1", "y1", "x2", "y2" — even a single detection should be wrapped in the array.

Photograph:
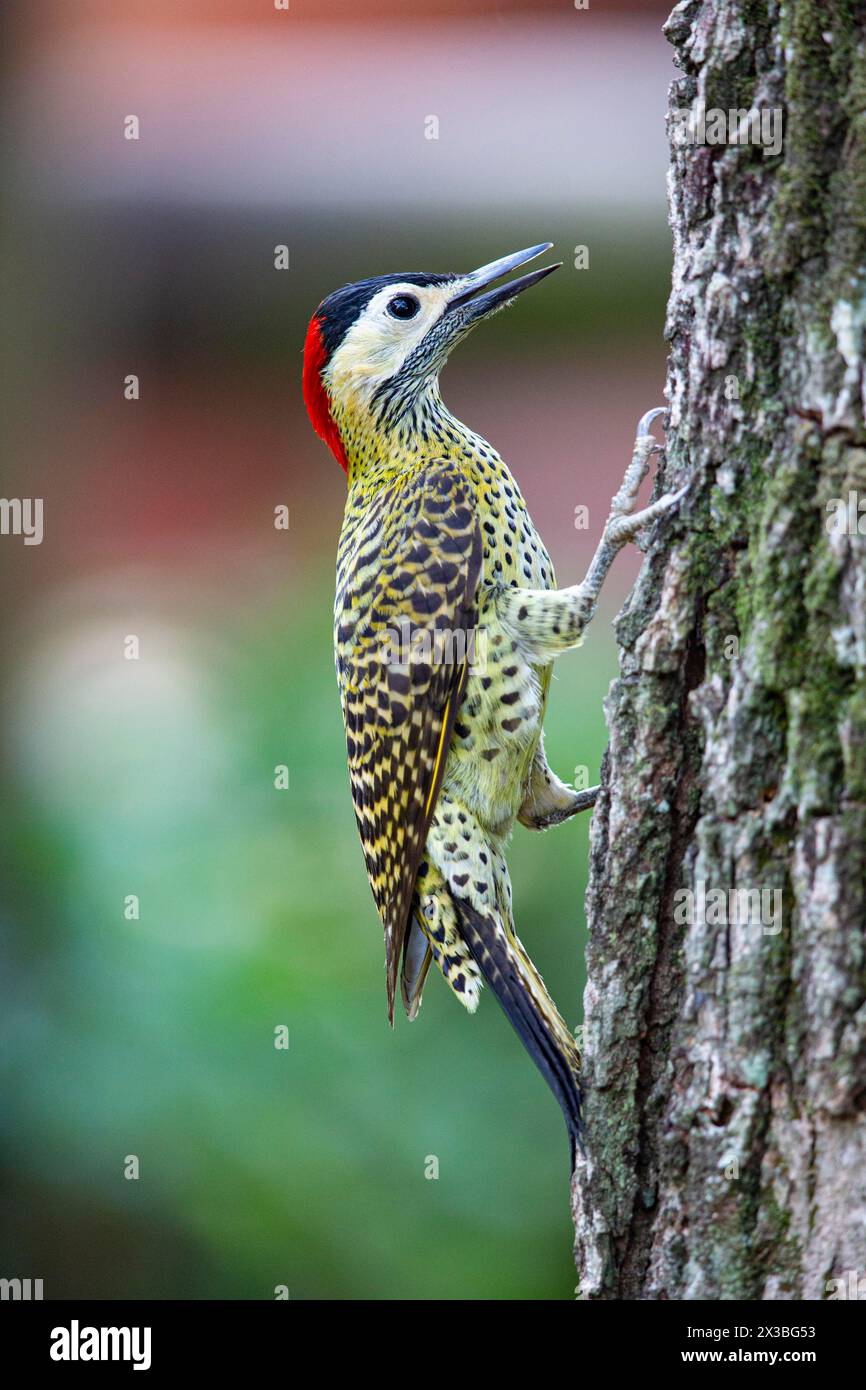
[
  {"x1": 637, "y1": 406, "x2": 667, "y2": 439},
  {"x1": 645, "y1": 483, "x2": 690, "y2": 523}
]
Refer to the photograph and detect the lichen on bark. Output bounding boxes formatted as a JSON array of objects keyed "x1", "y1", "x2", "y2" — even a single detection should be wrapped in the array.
[{"x1": 573, "y1": 0, "x2": 866, "y2": 1300}]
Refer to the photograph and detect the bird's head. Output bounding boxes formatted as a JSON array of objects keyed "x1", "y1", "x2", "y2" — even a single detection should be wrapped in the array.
[{"x1": 303, "y1": 243, "x2": 561, "y2": 474}]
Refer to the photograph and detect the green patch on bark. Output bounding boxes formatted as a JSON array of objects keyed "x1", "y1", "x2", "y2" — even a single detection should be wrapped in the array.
[{"x1": 770, "y1": 0, "x2": 853, "y2": 277}]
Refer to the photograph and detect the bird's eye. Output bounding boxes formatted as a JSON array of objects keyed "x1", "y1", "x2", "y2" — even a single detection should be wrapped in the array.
[{"x1": 386, "y1": 294, "x2": 420, "y2": 320}]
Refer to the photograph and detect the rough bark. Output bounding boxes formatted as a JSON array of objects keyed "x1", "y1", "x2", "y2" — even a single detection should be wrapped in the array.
[{"x1": 573, "y1": 0, "x2": 866, "y2": 1300}]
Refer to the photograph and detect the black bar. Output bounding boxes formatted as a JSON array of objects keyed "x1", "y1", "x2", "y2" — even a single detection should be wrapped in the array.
[{"x1": 2, "y1": 1297, "x2": 861, "y2": 1374}]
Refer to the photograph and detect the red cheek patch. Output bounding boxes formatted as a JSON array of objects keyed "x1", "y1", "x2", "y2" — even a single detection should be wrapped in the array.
[{"x1": 302, "y1": 315, "x2": 348, "y2": 473}]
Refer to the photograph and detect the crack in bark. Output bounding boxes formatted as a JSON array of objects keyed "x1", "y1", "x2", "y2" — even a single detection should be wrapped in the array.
[{"x1": 618, "y1": 621, "x2": 706, "y2": 1296}]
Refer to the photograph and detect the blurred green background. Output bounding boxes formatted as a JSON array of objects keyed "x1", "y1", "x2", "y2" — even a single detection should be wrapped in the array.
[{"x1": 1, "y1": 0, "x2": 673, "y2": 1299}]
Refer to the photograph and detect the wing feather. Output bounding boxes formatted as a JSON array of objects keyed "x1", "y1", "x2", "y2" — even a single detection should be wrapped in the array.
[{"x1": 335, "y1": 461, "x2": 482, "y2": 1021}]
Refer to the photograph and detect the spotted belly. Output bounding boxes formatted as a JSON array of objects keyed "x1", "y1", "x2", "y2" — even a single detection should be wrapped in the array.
[{"x1": 441, "y1": 586, "x2": 548, "y2": 840}]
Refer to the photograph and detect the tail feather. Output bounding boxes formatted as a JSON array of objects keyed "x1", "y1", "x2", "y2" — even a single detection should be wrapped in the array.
[
  {"x1": 453, "y1": 898, "x2": 584, "y2": 1168},
  {"x1": 400, "y1": 915, "x2": 433, "y2": 1020}
]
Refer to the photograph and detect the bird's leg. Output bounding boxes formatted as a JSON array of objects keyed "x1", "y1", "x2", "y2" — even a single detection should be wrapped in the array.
[
  {"x1": 517, "y1": 735, "x2": 601, "y2": 829},
  {"x1": 497, "y1": 409, "x2": 686, "y2": 663},
  {"x1": 519, "y1": 782, "x2": 601, "y2": 830}
]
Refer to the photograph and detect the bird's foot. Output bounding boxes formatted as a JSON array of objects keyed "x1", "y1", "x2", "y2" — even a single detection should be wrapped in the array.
[
  {"x1": 518, "y1": 782, "x2": 600, "y2": 829},
  {"x1": 604, "y1": 407, "x2": 687, "y2": 550}
]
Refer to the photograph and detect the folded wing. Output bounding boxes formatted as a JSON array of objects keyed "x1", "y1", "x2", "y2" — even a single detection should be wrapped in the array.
[{"x1": 335, "y1": 461, "x2": 483, "y2": 1021}]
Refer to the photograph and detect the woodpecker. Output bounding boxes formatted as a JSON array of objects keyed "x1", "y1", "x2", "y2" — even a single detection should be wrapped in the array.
[{"x1": 303, "y1": 243, "x2": 684, "y2": 1166}]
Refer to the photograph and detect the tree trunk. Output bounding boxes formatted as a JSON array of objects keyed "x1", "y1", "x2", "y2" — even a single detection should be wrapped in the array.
[{"x1": 572, "y1": 0, "x2": 866, "y2": 1301}]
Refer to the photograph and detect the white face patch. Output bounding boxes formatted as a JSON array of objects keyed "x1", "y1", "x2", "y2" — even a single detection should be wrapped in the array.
[{"x1": 323, "y1": 281, "x2": 460, "y2": 410}]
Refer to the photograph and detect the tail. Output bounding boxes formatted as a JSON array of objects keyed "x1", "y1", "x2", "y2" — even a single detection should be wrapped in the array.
[{"x1": 453, "y1": 897, "x2": 584, "y2": 1169}]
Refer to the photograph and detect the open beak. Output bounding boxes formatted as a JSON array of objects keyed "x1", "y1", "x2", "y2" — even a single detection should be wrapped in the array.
[{"x1": 446, "y1": 242, "x2": 562, "y2": 322}]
